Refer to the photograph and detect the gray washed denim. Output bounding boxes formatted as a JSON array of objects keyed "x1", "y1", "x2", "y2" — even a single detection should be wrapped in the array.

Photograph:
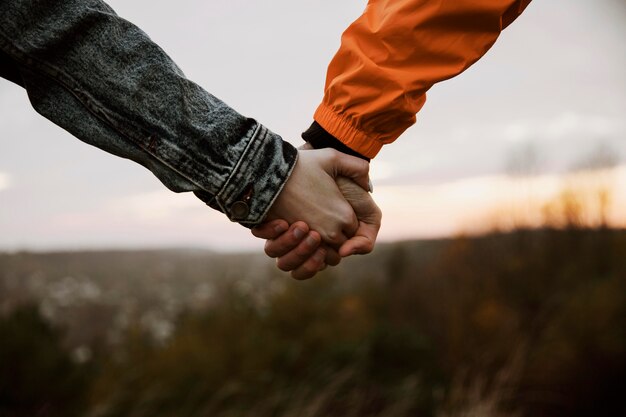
[{"x1": 0, "y1": 0, "x2": 297, "y2": 226}]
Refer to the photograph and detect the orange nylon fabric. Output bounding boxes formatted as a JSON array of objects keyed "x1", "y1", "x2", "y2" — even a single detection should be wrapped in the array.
[{"x1": 315, "y1": 0, "x2": 532, "y2": 158}]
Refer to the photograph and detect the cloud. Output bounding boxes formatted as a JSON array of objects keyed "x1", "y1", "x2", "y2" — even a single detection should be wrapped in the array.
[
  {"x1": 375, "y1": 112, "x2": 626, "y2": 188},
  {"x1": 503, "y1": 113, "x2": 624, "y2": 143},
  {"x1": 446, "y1": 113, "x2": 624, "y2": 146},
  {"x1": 0, "y1": 172, "x2": 11, "y2": 191}
]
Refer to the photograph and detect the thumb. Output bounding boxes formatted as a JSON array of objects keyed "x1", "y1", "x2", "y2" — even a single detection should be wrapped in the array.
[
  {"x1": 326, "y1": 150, "x2": 370, "y2": 192},
  {"x1": 338, "y1": 224, "x2": 378, "y2": 257}
]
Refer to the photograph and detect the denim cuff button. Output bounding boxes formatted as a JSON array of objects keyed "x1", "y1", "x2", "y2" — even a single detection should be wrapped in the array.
[{"x1": 230, "y1": 201, "x2": 250, "y2": 221}]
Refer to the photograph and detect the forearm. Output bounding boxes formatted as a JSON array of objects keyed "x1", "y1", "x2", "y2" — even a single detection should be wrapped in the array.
[
  {"x1": 0, "y1": 0, "x2": 296, "y2": 225},
  {"x1": 314, "y1": 0, "x2": 531, "y2": 158}
]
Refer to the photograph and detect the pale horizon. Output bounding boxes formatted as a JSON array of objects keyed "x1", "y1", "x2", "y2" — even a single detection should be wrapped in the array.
[{"x1": 1, "y1": 0, "x2": 624, "y2": 251}]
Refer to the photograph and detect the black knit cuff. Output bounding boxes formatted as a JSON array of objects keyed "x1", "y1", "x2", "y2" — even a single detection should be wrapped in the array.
[
  {"x1": 0, "y1": 49, "x2": 24, "y2": 88},
  {"x1": 302, "y1": 121, "x2": 369, "y2": 161}
]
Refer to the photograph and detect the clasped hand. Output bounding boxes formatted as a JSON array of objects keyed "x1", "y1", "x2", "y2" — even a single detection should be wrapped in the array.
[{"x1": 252, "y1": 148, "x2": 382, "y2": 279}]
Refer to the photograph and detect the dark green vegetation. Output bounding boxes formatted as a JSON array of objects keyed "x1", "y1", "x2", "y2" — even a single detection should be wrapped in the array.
[{"x1": 1, "y1": 229, "x2": 624, "y2": 417}]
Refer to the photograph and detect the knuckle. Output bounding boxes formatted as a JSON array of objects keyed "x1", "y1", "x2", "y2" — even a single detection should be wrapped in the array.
[
  {"x1": 342, "y1": 216, "x2": 359, "y2": 236},
  {"x1": 324, "y1": 148, "x2": 338, "y2": 158},
  {"x1": 325, "y1": 148, "x2": 340, "y2": 165},
  {"x1": 300, "y1": 264, "x2": 316, "y2": 276},
  {"x1": 325, "y1": 230, "x2": 343, "y2": 246},
  {"x1": 264, "y1": 242, "x2": 279, "y2": 258},
  {"x1": 294, "y1": 245, "x2": 313, "y2": 258},
  {"x1": 298, "y1": 257, "x2": 324, "y2": 279},
  {"x1": 300, "y1": 233, "x2": 320, "y2": 253},
  {"x1": 276, "y1": 258, "x2": 293, "y2": 271}
]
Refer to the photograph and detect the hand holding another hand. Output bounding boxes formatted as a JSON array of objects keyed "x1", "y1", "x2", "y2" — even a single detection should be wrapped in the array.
[
  {"x1": 254, "y1": 149, "x2": 381, "y2": 279},
  {"x1": 263, "y1": 148, "x2": 370, "y2": 247}
]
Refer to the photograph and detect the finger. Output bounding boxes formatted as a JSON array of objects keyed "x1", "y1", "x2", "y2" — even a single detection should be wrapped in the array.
[
  {"x1": 339, "y1": 221, "x2": 380, "y2": 257},
  {"x1": 291, "y1": 247, "x2": 327, "y2": 280},
  {"x1": 264, "y1": 222, "x2": 309, "y2": 258},
  {"x1": 323, "y1": 246, "x2": 341, "y2": 266},
  {"x1": 276, "y1": 231, "x2": 322, "y2": 271},
  {"x1": 251, "y1": 219, "x2": 289, "y2": 239},
  {"x1": 325, "y1": 149, "x2": 370, "y2": 191},
  {"x1": 335, "y1": 176, "x2": 382, "y2": 257}
]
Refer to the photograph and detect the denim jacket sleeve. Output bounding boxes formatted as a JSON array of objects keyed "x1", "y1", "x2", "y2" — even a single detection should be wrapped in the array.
[{"x1": 0, "y1": 0, "x2": 297, "y2": 226}]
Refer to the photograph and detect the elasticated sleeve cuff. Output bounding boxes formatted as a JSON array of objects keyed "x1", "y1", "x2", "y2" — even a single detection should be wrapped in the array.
[{"x1": 314, "y1": 103, "x2": 384, "y2": 159}]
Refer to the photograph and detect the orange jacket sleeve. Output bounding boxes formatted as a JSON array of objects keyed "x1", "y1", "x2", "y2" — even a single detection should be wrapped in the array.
[{"x1": 314, "y1": 0, "x2": 531, "y2": 158}]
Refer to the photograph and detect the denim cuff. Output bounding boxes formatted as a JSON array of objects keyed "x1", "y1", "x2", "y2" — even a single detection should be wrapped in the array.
[{"x1": 196, "y1": 123, "x2": 297, "y2": 226}]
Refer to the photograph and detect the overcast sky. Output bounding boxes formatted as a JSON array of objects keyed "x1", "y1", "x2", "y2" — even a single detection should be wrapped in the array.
[{"x1": 1, "y1": 0, "x2": 625, "y2": 251}]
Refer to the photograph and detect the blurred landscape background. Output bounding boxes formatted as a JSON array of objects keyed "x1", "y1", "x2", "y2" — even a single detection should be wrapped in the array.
[
  {"x1": 1, "y1": 196, "x2": 625, "y2": 416},
  {"x1": 1, "y1": 0, "x2": 625, "y2": 416}
]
